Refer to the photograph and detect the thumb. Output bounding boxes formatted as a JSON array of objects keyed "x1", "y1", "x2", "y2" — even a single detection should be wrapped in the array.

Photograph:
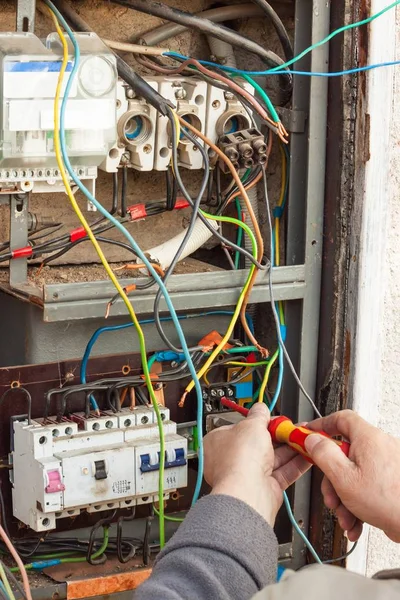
[
  {"x1": 305, "y1": 433, "x2": 351, "y2": 483},
  {"x1": 247, "y1": 402, "x2": 270, "y2": 425}
]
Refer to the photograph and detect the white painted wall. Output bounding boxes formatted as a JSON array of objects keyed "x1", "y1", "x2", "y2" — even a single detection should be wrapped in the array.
[{"x1": 347, "y1": 2, "x2": 400, "y2": 576}]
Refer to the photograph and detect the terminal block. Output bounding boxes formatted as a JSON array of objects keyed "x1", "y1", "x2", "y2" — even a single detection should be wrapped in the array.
[
  {"x1": 217, "y1": 128, "x2": 268, "y2": 172},
  {"x1": 11, "y1": 406, "x2": 187, "y2": 531}
]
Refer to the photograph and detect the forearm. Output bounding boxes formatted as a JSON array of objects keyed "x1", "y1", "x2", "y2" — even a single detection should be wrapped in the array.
[{"x1": 135, "y1": 495, "x2": 278, "y2": 600}]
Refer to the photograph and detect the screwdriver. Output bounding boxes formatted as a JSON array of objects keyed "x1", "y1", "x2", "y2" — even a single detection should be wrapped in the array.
[{"x1": 220, "y1": 397, "x2": 350, "y2": 463}]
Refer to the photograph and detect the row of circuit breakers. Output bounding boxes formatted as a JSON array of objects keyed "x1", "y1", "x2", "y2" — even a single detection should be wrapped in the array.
[
  {"x1": 11, "y1": 407, "x2": 188, "y2": 531},
  {"x1": 0, "y1": 31, "x2": 254, "y2": 195}
]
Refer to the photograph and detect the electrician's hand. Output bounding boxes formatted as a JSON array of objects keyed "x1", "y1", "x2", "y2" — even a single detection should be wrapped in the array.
[
  {"x1": 204, "y1": 403, "x2": 311, "y2": 526},
  {"x1": 305, "y1": 410, "x2": 400, "y2": 542}
]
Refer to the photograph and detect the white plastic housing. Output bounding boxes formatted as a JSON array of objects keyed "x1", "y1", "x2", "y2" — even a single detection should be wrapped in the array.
[
  {"x1": 101, "y1": 80, "x2": 158, "y2": 173},
  {"x1": 154, "y1": 77, "x2": 207, "y2": 170},
  {"x1": 11, "y1": 406, "x2": 187, "y2": 532},
  {"x1": 205, "y1": 81, "x2": 254, "y2": 145},
  {"x1": 0, "y1": 32, "x2": 117, "y2": 192}
]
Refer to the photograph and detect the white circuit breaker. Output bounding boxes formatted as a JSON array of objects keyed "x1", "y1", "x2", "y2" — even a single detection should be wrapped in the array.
[
  {"x1": 0, "y1": 31, "x2": 117, "y2": 193},
  {"x1": 11, "y1": 406, "x2": 188, "y2": 531}
]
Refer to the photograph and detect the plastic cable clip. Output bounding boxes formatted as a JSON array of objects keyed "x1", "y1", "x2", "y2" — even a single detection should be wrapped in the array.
[
  {"x1": 70, "y1": 226, "x2": 87, "y2": 243},
  {"x1": 127, "y1": 204, "x2": 147, "y2": 221},
  {"x1": 11, "y1": 246, "x2": 33, "y2": 259}
]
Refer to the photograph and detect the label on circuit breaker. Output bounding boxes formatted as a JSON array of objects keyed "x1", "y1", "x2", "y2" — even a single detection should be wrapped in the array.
[{"x1": 4, "y1": 61, "x2": 77, "y2": 99}]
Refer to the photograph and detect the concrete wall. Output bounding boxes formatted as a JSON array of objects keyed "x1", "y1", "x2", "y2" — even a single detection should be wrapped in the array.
[
  {"x1": 364, "y1": 8, "x2": 400, "y2": 576},
  {"x1": 348, "y1": 3, "x2": 400, "y2": 576}
]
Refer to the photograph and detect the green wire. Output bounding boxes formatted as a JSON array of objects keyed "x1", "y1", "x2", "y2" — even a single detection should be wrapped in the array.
[
  {"x1": 0, "y1": 562, "x2": 16, "y2": 600},
  {"x1": 153, "y1": 504, "x2": 184, "y2": 523},
  {"x1": 237, "y1": 73, "x2": 280, "y2": 123},
  {"x1": 234, "y1": 198, "x2": 243, "y2": 269},
  {"x1": 268, "y1": 0, "x2": 400, "y2": 73},
  {"x1": 225, "y1": 360, "x2": 269, "y2": 367},
  {"x1": 11, "y1": 527, "x2": 109, "y2": 572},
  {"x1": 258, "y1": 348, "x2": 279, "y2": 403}
]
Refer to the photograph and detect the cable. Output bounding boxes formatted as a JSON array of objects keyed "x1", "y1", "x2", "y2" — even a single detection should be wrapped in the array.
[
  {"x1": 322, "y1": 541, "x2": 358, "y2": 564},
  {"x1": 111, "y1": 172, "x2": 118, "y2": 215},
  {"x1": 283, "y1": 493, "x2": 322, "y2": 564},
  {"x1": 153, "y1": 504, "x2": 184, "y2": 523},
  {"x1": 249, "y1": 0, "x2": 293, "y2": 61},
  {"x1": 0, "y1": 525, "x2": 32, "y2": 600},
  {"x1": 121, "y1": 166, "x2": 128, "y2": 217},
  {"x1": 0, "y1": 564, "x2": 26, "y2": 600},
  {"x1": 262, "y1": 169, "x2": 322, "y2": 418},
  {"x1": 51, "y1": 0, "x2": 173, "y2": 115},
  {"x1": 110, "y1": 0, "x2": 293, "y2": 102},
  {"x1": 45, "y1": 1, "x2": 168, "y2": 545},
  {"x1": 46, "y1": 1, "x2": 205, "y2": 516},
  {"x1": 102, "y1": 38, "x2": 169, "y2": 55},
  {"x1": 0, "y1": 564, "x2": 14, "y2": 600},
  {"x1": 0, "y1": 387, "x2": 31, "y2": 424}
]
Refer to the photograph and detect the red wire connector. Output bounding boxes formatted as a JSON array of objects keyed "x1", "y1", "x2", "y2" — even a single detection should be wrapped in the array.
[
  {"x1": 174, "y1": 198, "x2": 190, "y2": 210},
  {"x1": 70, "y1": 227, "x2": 87, "y2": 243},
  {"x1": 127, "y1": 204, "x2": 147, "y2": 221},
  {"x1": 11, "y1": 246, "x2": 33, "y2": 259}
]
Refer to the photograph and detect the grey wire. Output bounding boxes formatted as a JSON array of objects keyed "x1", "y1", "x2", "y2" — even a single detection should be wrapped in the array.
[
  {"x1": 262, "y1": 169, "x2": 322, "y2": 419},
  {"x1": 322, "y1": 541, "x2": 358, "y2": 564},
  {"x1": 0, "y1": 562, "x2": 27, "y2": 600}
]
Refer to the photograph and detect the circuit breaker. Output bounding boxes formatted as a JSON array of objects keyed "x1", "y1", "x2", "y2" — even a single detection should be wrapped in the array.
[
  {"x1": 11, "y1": 406, "x2": 188, "y2": 531},
  {"x1": 0, "y1": 31, "x2": 117, "y2": 193}
]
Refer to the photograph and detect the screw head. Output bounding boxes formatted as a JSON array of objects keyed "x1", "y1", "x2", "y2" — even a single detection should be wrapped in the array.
[
  {"x1": 212, "y1": 99, "x2": 221, "y2": 109},
  {"x1": 216, "y1": 389, "x2": 225, "y2": 398},
  {"x1": 210, "y1": 389, "x2": 218, "y2": 397},
  {"x1": 174, "y1": 87, "x2": 187, "y2": 100},
  {"x1": 126, "y1": 88, "x2": 135, "y2": 99},
  {"x1": 224, "y1": 91, "x2": 234, "y2": 100},
  {"x1": 226, "y1": 388, "x2": 234, "y2": 397}
]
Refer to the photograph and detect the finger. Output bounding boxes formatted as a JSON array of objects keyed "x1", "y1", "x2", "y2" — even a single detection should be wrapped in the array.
[
  {"x1": 347, "y1": 519, "x2": 363, "y2": 542},
  {"x1": 304, "y1": 433, "x2": 354, "y2": 485},
  {"x1": 336, "y1": 503, "x2": 358, "y2": 533},
  {"x1": 272, "y1": 454, "x2": 311, "y2": 491},
  {"x1": 247, "y1": 402, "x2": 270, "y2": 426},
  {"x1": 273, "y1": 444, "x2": 299, "y2": 470},
  {"x1": 321, "y1": 476, "x2": 341, "y2": 510},
  {"x1": 307, "y1": 410, "x2": 371, "y2": 439}
]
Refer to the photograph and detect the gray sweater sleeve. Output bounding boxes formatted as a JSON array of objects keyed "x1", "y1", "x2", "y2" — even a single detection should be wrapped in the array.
[{"x1": 135, "y1": 494, "x2": 278, "y2": 600}]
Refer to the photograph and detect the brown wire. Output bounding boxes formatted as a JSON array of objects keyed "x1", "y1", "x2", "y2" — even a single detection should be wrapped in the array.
[
  {"x1": 137, "y1": 54, "x2": 287, "y2": 142},
  {"x1": 176, "y1": 114, "x2": 267, "y2": 354}
]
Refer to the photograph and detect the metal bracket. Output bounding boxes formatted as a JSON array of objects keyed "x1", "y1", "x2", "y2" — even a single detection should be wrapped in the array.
[
  {"x1": 276, "y1": 107, "x2": 307, "y2": 133},
  {"x1": 9, "y1": 194, "x2": 29, "y2": 288},
  {"x1": 16, "y1": 0, "x2": 36, "y2": 32}
]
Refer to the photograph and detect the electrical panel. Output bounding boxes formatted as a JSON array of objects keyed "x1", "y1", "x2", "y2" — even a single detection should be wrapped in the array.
[{"x1": 11, "y1": 406, "x2": 187, "y2": 531}]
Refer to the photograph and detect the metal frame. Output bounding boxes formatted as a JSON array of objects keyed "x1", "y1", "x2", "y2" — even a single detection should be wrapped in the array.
[{"x1": 2, "y1": 0, "x2": 331, "y2": 573}]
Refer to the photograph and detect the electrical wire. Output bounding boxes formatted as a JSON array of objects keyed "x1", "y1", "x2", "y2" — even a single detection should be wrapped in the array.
[
  {"x1": 102, "y1": 38, "x2": 169, "y2": 55},
  {"x1": 321, "y1": 541, "x2": 358, "y2": 565},
  {"x1": 0, "y1": 387, "x2": 31, "y2": 424},
  {"x1": 45, "y1": 1, "x2": 168, "y2": 546},
  {"x1": 153, "y1": 504, "x2": 184, "y2": 523},
  {"x1": 0, "y1": 564, "x2": 15, "y2": 600},
  {"x1": 248, "y1": 0, "x2": 293, "y2": 61},
  {"x1": 45, "y1": 0, "x2": 206, "y2": 515},
  {"x1": 283, "y1": 493, "x2": 322, "y2": 564},
  {"x1": 0, "y1": 525, "x2": 32, "y2": 600},
  {"x1": 0, "y1": 564, "x2": 26, "y2": 600}
]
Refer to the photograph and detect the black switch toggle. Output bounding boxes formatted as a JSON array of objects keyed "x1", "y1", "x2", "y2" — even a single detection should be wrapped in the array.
[{"x1": 94, "y1": 460, "x2": 107, "y2": 480}]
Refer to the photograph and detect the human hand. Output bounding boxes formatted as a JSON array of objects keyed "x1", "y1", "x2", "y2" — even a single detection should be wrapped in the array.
[
  {"x1": 305, "y1": 410, "x2": 400, "y2": 542},
  {"x1": 203, "y1": 403, "x2": 311, "y2": 526}
]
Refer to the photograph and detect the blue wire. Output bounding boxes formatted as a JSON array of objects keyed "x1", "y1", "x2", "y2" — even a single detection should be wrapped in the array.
[
  {"x1": 269, "y1": 347, "x2": 283, "y2": 412},
  {"x1": 46, "y1": 0, "x2": 203, "y2": 505},
  {"x1": 164, "y1": 52, "x2": 400, "y2": 77},
  {"x1": 0, "y1": 581, "x2": 10, "y2": 600},
  {"x1": 80, "y1": 310, "x2": 254, "y2": 384},
  {"x1": 283, "y1": 492, "x2": 322, "y2": 564}
]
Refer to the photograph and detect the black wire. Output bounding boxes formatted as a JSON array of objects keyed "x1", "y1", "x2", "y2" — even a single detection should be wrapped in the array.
[
  {"x1": 153, "y1": 114, "x2": 210, "y2": 353},
  {"x1": 168, "y1": 112, "x2": 266, "y2": 269},
  {"x1": 166, "y1": 167, "x2": 178, "y2": 210},
  {"x1": 321, "y1": 541, "x2": 358, "y2": 564},
  {"x1": 111, "y1": 0, "x2": 292, "y2": 104},
  {"x1": 116, "y1": 508, "x2": 136, "y2": 563},
  {"x1": 249, "y1": 0, "x2": 293, "y2": 61},
  {"x1": 0, "y1": 387, "x2": 31, "y2": 424},
  {"x1": 121, "y1": 166, "x2": 128, "y2": 217},
  {"x1": 142, "y1": 507, "x2": 153, "y2": 566},
  {"x1": 111, "y1": 172, "x2": 119, "y2": 215},
  {"x1": 0, "y1": 561, "x2": 27, "y2": 600}
]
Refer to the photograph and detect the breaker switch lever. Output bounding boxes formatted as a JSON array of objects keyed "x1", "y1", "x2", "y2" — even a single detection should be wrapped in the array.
[
  {"x1": 94, "y1": 460, "x2": 108, "y2": 480},
  {"x1": 45, "y1": 470, "x2": 65, "y2": 494}
]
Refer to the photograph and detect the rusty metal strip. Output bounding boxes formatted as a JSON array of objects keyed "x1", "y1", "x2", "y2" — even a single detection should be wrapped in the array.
[{"x1": 67, "y1": 568, "x2": 152, "y2": 599}]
